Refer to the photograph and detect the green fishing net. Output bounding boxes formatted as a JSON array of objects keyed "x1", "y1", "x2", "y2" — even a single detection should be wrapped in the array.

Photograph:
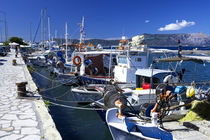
[{"x1": 179, "y1": 100, "x2": 210, "y2": 122}]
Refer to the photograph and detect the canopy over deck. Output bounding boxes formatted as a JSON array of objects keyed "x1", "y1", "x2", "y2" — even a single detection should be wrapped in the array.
[
  {"x1": 153, "y1": 55, "x2": 210, "y2": 64},
  {"x1": 135, "y1": 69, "x2": 174, "y2": 77}
]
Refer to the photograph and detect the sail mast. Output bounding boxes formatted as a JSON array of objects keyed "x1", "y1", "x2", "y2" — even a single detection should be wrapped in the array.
[
  {"x1": 41, "y1": 9, "x2": 43, "y2": 47},
  {"x1": 48, "y1": 16, "x2": 51, "y2": 41},
  {"x1": 65, "y1": 22, "x2": 68, "y2": 63}
]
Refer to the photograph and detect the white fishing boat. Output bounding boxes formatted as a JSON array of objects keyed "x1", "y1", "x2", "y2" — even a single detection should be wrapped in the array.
[
  {"x1": 106, "y1": 108, "x2": 173, "y2": 140},
  {"x1": 105, "y1": 55, "x2": 210, "y2": 140},
  {"x1": 91, "y1": 68, "x2": 178, "y2": 122},
  {"x1": 71, "y1": 83, "x2": 134, "y2": 104}
]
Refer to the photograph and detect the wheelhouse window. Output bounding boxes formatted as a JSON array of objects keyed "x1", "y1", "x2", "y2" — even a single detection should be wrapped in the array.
[
  {"x1": 118, "y1": 56, "x2": 127, "y2": 64},
  {"x1": 136, "y1": 75, "x2": 160, "y2": 89},
  {"x1": 135, "y1": 58, "x2": 142, "y2": 62}
]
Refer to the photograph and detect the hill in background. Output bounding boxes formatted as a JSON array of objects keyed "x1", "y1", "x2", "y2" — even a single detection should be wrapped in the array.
[{"x1": 54, "y1": 33, "x2": 210, "y2": 47}]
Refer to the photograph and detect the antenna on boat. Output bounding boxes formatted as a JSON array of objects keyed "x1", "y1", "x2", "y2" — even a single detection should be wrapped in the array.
[
  {"x1": 65, "y1": 22, "x2": 68, "y2": 63},
  {"x1": 80, "y1": 16, "x2": 85, "y2": 44}
]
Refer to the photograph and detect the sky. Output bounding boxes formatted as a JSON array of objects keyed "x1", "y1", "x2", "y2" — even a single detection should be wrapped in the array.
[{"x1": 0, "y1": 0, "x2": 210, "y2": 41}]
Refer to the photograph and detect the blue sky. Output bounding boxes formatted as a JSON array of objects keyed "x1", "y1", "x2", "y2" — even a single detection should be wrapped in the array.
[{"x1": 0, "y1": 0, "x2": 210, "y2": 41}]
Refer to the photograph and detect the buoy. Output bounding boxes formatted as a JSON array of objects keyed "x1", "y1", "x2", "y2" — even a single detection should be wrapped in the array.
[{"x1": 186, "y1": 86, "x2": 195, "y2": 98}]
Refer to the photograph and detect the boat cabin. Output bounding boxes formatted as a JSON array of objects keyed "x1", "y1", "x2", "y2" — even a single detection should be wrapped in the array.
[
  {"x1": 114, "y1": 51, "x2": 149, "y2": 83},
  {"x1": 131, "y1": 68, "x2": 176, "y2": 105},
  {"x1": 135, "y1": 69, "x2": 176, "y2": 89}
]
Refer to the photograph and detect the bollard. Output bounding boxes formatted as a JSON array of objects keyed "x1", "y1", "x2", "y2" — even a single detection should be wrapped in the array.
[
  {"x1": 16, "y1": 82, "x2": 28, "y2": 97},
  {"x1": 12, "y1": 59, "x2": 17, "y2": 65}
]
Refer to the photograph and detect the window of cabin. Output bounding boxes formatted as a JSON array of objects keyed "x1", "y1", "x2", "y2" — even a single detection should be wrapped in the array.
[
  {"x1": 136, "y1": 76, "x2": 160, "y2": 89},
  {"x1": 135, "y1": 58, "x2": 142, "y2": 62}
]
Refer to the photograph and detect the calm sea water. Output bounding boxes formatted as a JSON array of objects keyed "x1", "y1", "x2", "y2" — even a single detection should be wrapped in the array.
[{"x1": 32, "y1": 46, "x2": 210, "y2": 140}]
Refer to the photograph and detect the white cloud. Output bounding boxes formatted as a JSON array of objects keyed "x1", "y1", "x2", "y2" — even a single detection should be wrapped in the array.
[
  {"x1": 158, "y1": 20, "x2": 195, "y2": 31},
  {"x1": 145, "y1": 20, "x2": 150, "y2": 23}
]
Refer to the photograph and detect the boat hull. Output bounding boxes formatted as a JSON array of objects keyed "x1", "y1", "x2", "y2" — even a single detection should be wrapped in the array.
[{"x1": 72, "y1": 87, "x2": 103, "y2": 104}]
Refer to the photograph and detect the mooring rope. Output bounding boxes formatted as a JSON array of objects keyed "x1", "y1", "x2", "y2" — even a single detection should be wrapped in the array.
[
  {"x1": 33, "y1": 71, "x2": 62, "y2": 83},
  {"x1": 47, "y1": 101, "x2": 104, "y2": 111},
  {"x1": 42, "y1": 89, "x2": 71, "y2": 99}
]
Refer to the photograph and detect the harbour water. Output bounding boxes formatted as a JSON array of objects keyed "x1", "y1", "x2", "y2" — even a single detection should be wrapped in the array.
[
  {"x1": 31, "y1": 47, "x2": 210, "y2": 140},
  {"x1": 32, "y1": 67, "x2": 112, "y2": 140}
]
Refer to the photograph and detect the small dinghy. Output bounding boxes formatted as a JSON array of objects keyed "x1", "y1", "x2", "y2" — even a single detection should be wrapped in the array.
[{"x1": 71, "y1": 85, "x2": 104, "y2": 104}]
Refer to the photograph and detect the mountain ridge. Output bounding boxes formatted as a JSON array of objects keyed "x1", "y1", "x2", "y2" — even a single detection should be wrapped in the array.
[{"x1": 55, "y1": 33, "x2": 210, "y2": 46}]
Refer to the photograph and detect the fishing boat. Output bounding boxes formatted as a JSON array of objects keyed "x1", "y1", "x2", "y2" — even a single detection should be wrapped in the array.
[
  {"x1": 92, "y1": 67, "x2": 178, "y2": 121},
  {"x1": 71, "y1": 84, "x2": 104, "y2": 104},
  {"x1": 72, "y1": 83, "x2": 134, "y2": 104},
  {"x1": 106, "y1": 108, "x2": 173, "y2": 140},
  {"x1": 105, "y1": 54, "x2": 210, "y2": 140},
  {"x1": 92, "y1": 52, "x2": 210, "y2": 121}
]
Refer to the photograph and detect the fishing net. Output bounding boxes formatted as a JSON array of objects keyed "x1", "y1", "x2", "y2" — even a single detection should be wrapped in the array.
[{"x1": 179, "y1": 100, "x2": 210, "y2": 122}]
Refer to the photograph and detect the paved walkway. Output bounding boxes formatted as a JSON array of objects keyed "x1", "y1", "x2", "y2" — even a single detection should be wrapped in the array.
[{"x1": 0, "y1": 50, "x2": 61, "y2": 140}]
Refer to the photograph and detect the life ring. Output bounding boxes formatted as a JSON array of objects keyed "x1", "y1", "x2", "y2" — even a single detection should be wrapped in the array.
[
  {"x1": 73, "y1": 56, "x2": 81, "y2": 66},
  {"x1": 119, "y1": 40, "x2": 128, "y2": 43},
  {"x1": 79, "y1": 43, "x2": 86, "y2": 49}
]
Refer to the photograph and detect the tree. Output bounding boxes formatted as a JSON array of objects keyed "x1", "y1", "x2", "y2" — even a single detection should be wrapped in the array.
[
  {"x1": 9, "y1": 37, "x2": 24, "y2": 45},
  {"x1": 3, "y1": 41, "x2": 9, "y2": 46}
]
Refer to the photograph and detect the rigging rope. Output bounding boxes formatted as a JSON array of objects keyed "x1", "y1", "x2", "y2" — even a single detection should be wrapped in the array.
[
  {"x1": 33, "y1": 71, "x2": 62, "y2": 83},
  {"x1": 47, "y1": 101, "x2": 104, "y2": 111}
]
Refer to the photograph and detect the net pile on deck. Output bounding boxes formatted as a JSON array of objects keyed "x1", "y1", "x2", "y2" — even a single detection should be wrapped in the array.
[{"x1": 179, "y1": 100, "x2": 210, "y2": 122}]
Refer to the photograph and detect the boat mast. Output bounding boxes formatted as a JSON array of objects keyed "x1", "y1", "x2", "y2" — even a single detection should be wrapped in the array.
[
  {"x1": 44, "y1": 8, "x2": 47, "y2": 48},
  {"x1": 54, "y1": 29, "x2": 57, "y2": 41},
  {"x1": 48, "y1": 16, "x2": 51, "y2": 42},
  {"x1": 30, "y1": 22, "x2": 32, "y2": 43},
  {"x1": 65, "y1": 22, "x2": 68, "y2": 63},
  {"x1": 79, "y1": 16, "x2": 85, "y2": 51},
  {"x1": 80, "y1": 16, "x2": 85, "y2": 44},
  {"x1": 0, "y1": 28, "x2": 2, "y2": 42},
  {"x1": 41, "y1": 9, "x2": 43, "y2": 47}
]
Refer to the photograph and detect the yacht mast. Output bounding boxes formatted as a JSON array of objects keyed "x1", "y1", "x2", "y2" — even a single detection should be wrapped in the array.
[
  {"x1": 55, "y1": 29, "x2": 57, "y2": 41},
  {"x1": 65, "y1": 22, "x2": 68, "y2": 63},
  {"x1": 48, "y1": 16, "x2": 51, "y2": 41},
  {"x1": 44, "y1": 8, "x2": 47, "y2": 47},
  {"x1": 41, "y1": 9, "x2": 43, "y2": 46}
]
